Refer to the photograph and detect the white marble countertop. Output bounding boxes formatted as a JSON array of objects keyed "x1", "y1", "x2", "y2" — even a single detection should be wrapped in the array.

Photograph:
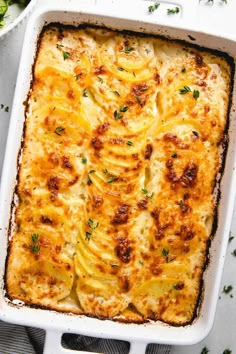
[{"x1": 0, "y1": 1, "x2": 235, "y2": 353}]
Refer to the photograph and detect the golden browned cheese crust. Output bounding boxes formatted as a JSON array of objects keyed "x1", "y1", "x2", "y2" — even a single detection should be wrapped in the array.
[{"x1": 6, "y1": 25, "x2": 232, "y2": 325}]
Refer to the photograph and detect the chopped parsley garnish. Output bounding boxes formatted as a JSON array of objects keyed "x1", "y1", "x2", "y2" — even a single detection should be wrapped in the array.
[
  {"x1": 135, "y1": 96, "x2": 141, "y2": 104},
  {"x1": 223, "y1": 285, "x2": 233, "y2": 294},
  {"x1": 179, "y1": 85, "x2": 191, "y2": 94},
  {"x1": 192, "y1": 130, "x2": 199, "y2": 137},
  {"x1": 201, "y1": 347, "x2": 209, "y2": 354},
  {"x1": 5, "y1": 106, "x2": 9, "y2": 112},
  {"x1": 82, "y1": 88, "x2": 88, "y2": 97},
  {"x1": 167, "y1": 6, "x2": 180, "y2": 14},
  {"x1": 148, "y1": 2, "x2": 160, "y2": 13},
  {"x1": 141, "y1": 188, "x2": 153, "y2": 199},
  {"x1": 89, "y1": 170, "x2": 96, "y2": 174},
  {"x1": 117, "y1": 67, "x2": 124, "y2": 71},
  {"x1": 107, "y1": 176, "x2": 118, "y2": 183},
  {"x1": 139, "y1": 260, "x2": 144, "y2": 265},
  {"x1": 126, "y1": 141, "x2": 134, "y2": 146},
  {"x1": 223, "y1": 350, "x2": 232, "y2": 354},
  {"x1": 63, "y1": 51, "x2": 70, "y2": 60},
  {"x1": 171, "y1": 152, "x2": 177, "y2": 158},
  {"x1": 193, "y1": 89, "x2": 200, "y2": 100},
  {"x1": 54, "y1": 126, "x2": 65, "y2": 136},
  {"x1": 123, "y1": 47, "x2": 134, "y2": 54},
  {"x1": 181, "y1": 68, "x2": 186, "y2": 73},
  {"x1": 111, "y1": 264, "x2": 119, "y2": 268},
  {"x1": 98, "y1": 76, "x2": 103, "y2": 83},
  {"x1": 88, "y1": 218, "x2": 99, "y2": 230},
  {"x1": 81, "y1": 157, "x2": 87, "y2": 164},
  {"x1": 31, "y1": 234, "x2": 39, "y2": 243},
  {"x1": 231, "y1": 249, "x2": 236, "y2": 256}
]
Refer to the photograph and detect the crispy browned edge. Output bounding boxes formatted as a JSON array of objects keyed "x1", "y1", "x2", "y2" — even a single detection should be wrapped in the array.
[{"x1": 4, "y1": 22, "x2": 235, "y2": 327}]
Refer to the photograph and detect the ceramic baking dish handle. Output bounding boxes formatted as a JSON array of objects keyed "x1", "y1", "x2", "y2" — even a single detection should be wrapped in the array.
[{"x1": 44, "y1": 330, "x2": 147, "y2": 354}]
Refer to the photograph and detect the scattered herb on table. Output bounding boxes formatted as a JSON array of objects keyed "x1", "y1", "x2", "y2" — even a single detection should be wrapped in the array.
[
  {"x1": 167, "y1": 6, "x2": 180, "y2": 14},
  {"x1": 201, "y1": 347, "x2": 209, "y2": 354},
  {"x1": 148, "y1": 2, "x2": 160, "y2": 13},
  {"x1": 222, "y1": 285, "x2": 233, "y2": 294},
  {"x1": 223, "y1": 350, "x2": 232, "y2": 354}
]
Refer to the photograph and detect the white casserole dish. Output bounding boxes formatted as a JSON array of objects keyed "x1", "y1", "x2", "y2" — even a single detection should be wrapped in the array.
[{"x1": 1, "y1": 1, "x2": 236, "y2": 353}]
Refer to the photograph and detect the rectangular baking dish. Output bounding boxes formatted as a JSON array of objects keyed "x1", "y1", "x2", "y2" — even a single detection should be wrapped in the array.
[{"x1": 1, "y1": 1, "x2": 236, "y2": 353}]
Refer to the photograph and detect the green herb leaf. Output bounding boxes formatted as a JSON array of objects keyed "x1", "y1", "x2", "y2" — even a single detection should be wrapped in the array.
[
  {"x1": 167, "y1": 6, "x2": 180, "y2": 14},
  {"x1": 63, "y1": 51, "x2": 70, "y2": 60},
  {"x1": 223, "y1": 350, "x2": 232, "y2": 354},
  {"x1": 126, "y1": 141, "x2": 134, "y2": 146},
  {"x1": 82, "y1": 88, "x2": 88, "y2": 97},
  {"x1": 112, "y1": 91, "x2": 120, "y2": 97},
  {"x1": 114, "y1": 110, "x2": 123, "y2": 120},
  {"x1": 5, "y1": 106, "x2": 9, "y2": 112},
  {"x1": 56, "y1": 43, "x2": 64, "y2": 49},
  {"x1": 141, "y1": 189, "x2": 153, "y2": 199},
  {"x1": 162, "y1": 248, "x2": 169, "y2": 257},
  {"x1": 103, "y1": 168, "x2": 109, "y2": 175},
  {"x1": 89, "y1": 170, "x2": 96, "y2": 174},
  {"x1": 231, "y1": 249, "x2": 236, "y2": 256},
  {"x1": 98, "y1": 76, "x2": 103, "y2": 83},
  {"x1": 171, "y1": 152, "x2": 177, "y2": 158},
  {"x1": 139, "y1": 260, "x2": 144, "y2": 265},
  {"x1": 201, "y1": 347, "x2": 209, "y2": 354},
  {"x1": 193, "y1": 89, "x2": 200, "y2": 100},
  {"x1": 75, "y1": 74, "x2": 81, "y2": 81},
  {"x1": 85, "y1": 231, "x2": 92, "y2": 241},
  {"x1": 179, "y1": 85, "x2": 191, "y2": 94},
  {"x1": 29, "y1": 245, "x2": 40, "y2": 253},
  {"x1": 81, "y1": 157, "x2": 87, "y2": 164},
  {"x1": 192, "y1": 130, "x2": 199, "y2": 137},
  {"x1": 54, "y1": 126, "x2": 65, "y2": 136},
  {"x1": 148, "y1": 2, "x2": 160, "y2": 13},
  {"x1": 117, "y1": 67, "x2": 124, "y2": 71},
  {"x1": 120, "y1": 104, "x2": 129, "y2": 112},
  {"x1": 135, "y1": 96, "x2": 141, "y2": 104},
  {"x1": 123, "y1": 47, "x2": 134, "y2": 54},
  {"x1": 111, "y1": 264, "x2": 119, "y2": 268},
  {"x1": 223, "y1": 285, "x2": 233, "y2": 294},
  {"x1": 107, "y1": 176, "x2": 118, "y2": 183},
  {"x1": 181, "y1": 68, "x2": 186, "y2": 73},
  {"x1": 88, "y1": 218, "x2": 99, "y2": 230},
  {"x1": 31, "y1": 233, "x2": 39, "y2": 243}
]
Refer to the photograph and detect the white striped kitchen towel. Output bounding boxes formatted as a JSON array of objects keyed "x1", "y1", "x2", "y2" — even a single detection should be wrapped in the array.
[{"x1": 0, "y1": 320, "x2": 171, "y2": 354}]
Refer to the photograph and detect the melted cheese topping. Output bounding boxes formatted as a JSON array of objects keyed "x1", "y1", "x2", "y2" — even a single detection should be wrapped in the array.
[{"x1": 6, "y1": 25, "x2": 232, "y2": 325}]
